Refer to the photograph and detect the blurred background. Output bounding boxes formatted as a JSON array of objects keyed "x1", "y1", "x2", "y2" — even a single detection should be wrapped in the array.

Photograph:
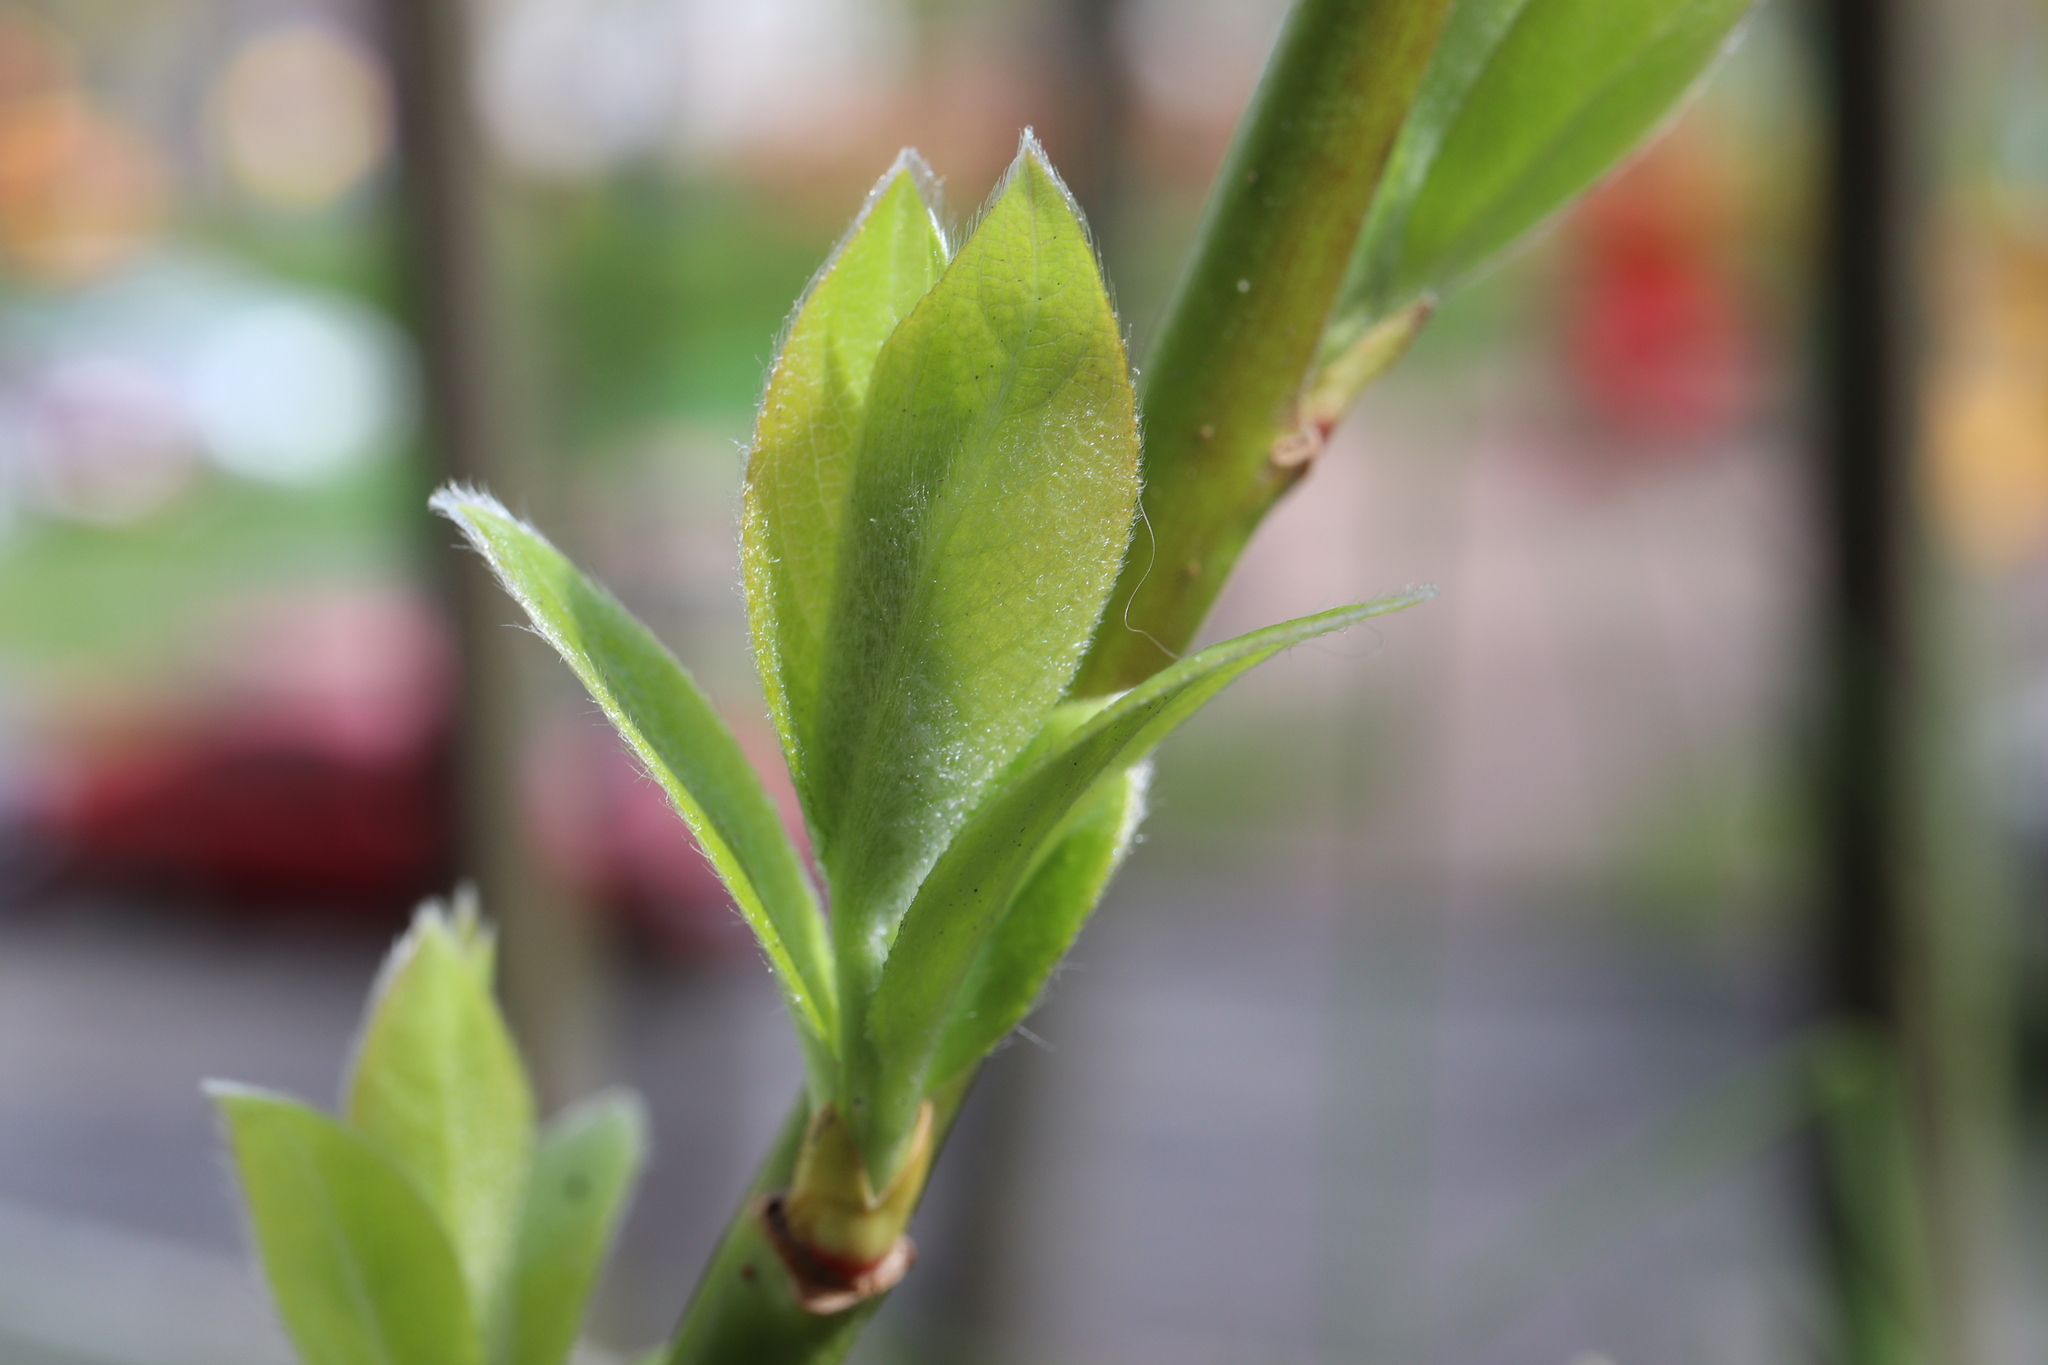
[{"x1": 0, "y1": 0, "x2": 2043, "y2": 1362}]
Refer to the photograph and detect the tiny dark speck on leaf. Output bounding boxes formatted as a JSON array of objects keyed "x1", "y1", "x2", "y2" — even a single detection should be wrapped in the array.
[
  {"x1": 564, "y1": 1174, "x2": 590, "y2": 1201},
  {"x1": 742, "y1": 1263, "x2": 758, "y2": 1282}
]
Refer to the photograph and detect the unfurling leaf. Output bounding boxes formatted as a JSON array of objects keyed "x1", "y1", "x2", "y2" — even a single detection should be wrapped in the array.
[
  {"x1": 347, "y1": 899, "x2": 533, "y2": 1312},
  {"x1": 744, "y1": 153, "x2": 948, "y2": 822},
  {"x1": 803, "y1": 135, "x2": 1141, "y2": 1016},
  {"x1": 497, "y1": 1091, "x2": 648, "y2": 1365},
  {"x1": 1327, "y1": 0, "x2": 1755, "y2": 353},
  {"x1": 210, "y1": 1085, "x2": 480, "y2": 1365},
  {"x1": 216, "y1": 900, "x2": 649, "y2": 1365},
  {"x1": 856, "y1": 590, "x2": 1433, "y2": 1174},
  {"x1": 929, "y1": 763, "x2": 1149, "y2": 1084}
]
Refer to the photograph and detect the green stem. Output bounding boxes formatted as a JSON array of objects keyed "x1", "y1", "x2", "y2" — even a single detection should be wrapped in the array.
[
  {"x1": 1074, "y1": 0, "x2": 1450, "y2": 696},
  {"x1": 662, "y1": 1077, "x2": 972, "y2": 1365}
]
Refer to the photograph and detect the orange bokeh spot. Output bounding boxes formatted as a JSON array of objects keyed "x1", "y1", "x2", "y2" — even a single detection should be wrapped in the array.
[{"x1": 0, "y1": 91, "x2": 164, "y2": 284}]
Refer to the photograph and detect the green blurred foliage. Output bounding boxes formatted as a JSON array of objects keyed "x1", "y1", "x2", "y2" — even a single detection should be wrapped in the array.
[{"x1": 532, "y1": 178, "x2": 835, "y2": 447}]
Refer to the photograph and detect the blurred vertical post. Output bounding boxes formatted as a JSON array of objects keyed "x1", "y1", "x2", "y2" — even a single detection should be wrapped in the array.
[
  {"x1": 1810, "y1": 1, "x2": 1987, "y2": 1361},
  {"x1": 1040, "y1": 0, "x2": 1128, "y2": 246},
  {"x1": 381, "y1": 0, "x2": 605, "y2": 1105},
  {"x1": 1815, "y1": 0, "x2": 1912, "y2": 1102}
]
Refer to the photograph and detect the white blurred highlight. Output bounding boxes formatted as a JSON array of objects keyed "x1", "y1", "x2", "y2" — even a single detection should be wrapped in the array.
[
  {"x1": 475, "y1": 0, "x2": 911, "y2": 178},
  {"x1": 184, "y1": 296, "x2": 410, "y2": 487}
]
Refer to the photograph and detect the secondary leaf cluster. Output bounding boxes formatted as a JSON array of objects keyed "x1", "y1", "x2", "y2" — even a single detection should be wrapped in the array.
[
  {"x1": 1319, "y1": 0, "x2": 1755, "y2": 375},
  {"x1": 211, "y1": 897, "x2": 645, "y2": 1365},
  {"x1": 437, "y1": 136, "x2": 1423, "y2": 1188},
  {"x1": 1072, "y1": 0, "x2": 1756, "y2": 695}
]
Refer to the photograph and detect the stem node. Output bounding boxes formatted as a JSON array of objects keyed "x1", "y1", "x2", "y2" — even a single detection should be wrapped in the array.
[{"x1": 754, "y1": 1195, "x2": 917, "y2": 1316}]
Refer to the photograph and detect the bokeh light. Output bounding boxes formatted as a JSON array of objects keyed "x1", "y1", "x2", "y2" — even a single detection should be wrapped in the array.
[
  {"x1": 184, "y1": 296, "x2": 411, "y2": 487},
  {"x1": 27, "y1": 353, "x2": 197, "y2": 525},
  {"x1": 210, "y1": 23, "x2": 392, "y2": 213},
  {"x1": 0, "y1": 93, "x2": 163, "y2": 285}
]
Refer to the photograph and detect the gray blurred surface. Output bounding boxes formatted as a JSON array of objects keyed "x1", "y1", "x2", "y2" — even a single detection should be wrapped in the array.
[
  {"x1": 0, "y1": 877, "x2": 1805, "y2": 1365},
  {"x1": 2, "y1": 874, "x2": 2041, "y2": 1365}
]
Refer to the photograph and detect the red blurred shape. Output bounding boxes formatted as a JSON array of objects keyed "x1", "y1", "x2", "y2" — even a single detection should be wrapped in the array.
[
  {"x1": 525, "y1": 705, "x2": 809, "y2": 959},
  {"x1": 22, "y1": 588, "x2": 456, "y2": 918},
  {"x1": 37, "y1": 720, "x2": 450, "y2": 913},
  {"x1": 1564, "y1": 130, "x2": 1757, "y2": 447},
  {"x1": 20, "y1": 587, "x2": 809, "y2": 953}
]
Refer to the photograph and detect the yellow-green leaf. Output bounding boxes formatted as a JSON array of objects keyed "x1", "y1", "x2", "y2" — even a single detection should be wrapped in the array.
[
  {"x1": 210, "y1": 1085, "x2": 480, "y2": 1365},
  {"x1": 809, "y1": 135, "x2": 1141, "y2": 1017},
  {"x1": 346, "y1": 901, "x2": 534, "y2": 1313},
  {"x1": 857, "y1": 590, "x2": 1431, "y2": 1175},
  {"x1": 743, "y1": 153, "x2": 948, "y2": 821},
  {"x1": 496, "y1": 1091, "x2": 647, "y2": 1365},
  {"x1": 928, "y1": 763, "x2": 1148, "y2": 1084},
  {"x1": 1329, "y1": 0, "x2": 1754, "y2": 351}
]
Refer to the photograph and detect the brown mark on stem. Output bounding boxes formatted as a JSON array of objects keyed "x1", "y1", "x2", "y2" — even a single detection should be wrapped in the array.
[
  {"x1": 753, "y1": 1194, "x2": 917, "y2": 1315},
  {"x1": 1270, "y1": 298, "x2": 1435, "y2": 476},
  {"x1": 758, "y1": 1099, "x2": 935, "y2": 1313}
]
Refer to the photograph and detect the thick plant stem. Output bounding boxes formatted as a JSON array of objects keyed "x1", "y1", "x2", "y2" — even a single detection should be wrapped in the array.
[
  {"x1": 1074, "y1": 0, "x2": 1450, "y2": 695},
  {"x1": 660, "y1": 1103, "x2": 877, "y2": 1365},
  {"x1": 663, "y1": 1078, "x2": 971, "y2": 1365}
]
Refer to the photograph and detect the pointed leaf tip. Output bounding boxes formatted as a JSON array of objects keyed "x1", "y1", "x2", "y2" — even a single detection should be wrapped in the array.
[
  {"x1": 346, "y1": 899, "x2": 534, "y2": 1311},
  {"x1": 436, "y1": 488, "x2": 839, "y2": 1093},
  {"x1": 806, "y1": 135, "x2": 1139, "y2": 1022},
  {"x1": 742, "y1": 153, "x2": 950, "y2": 838},
  {"x1": 1336, "y1": 0, "x2": 1755, "y2": 332}
]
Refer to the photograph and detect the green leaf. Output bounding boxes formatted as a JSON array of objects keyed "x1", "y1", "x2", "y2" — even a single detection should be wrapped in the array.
[
  {"x1": 1330, "y1": 0, "x2": 1754, "y2": 346},
  {"x1": 743, "y1": 153, "x2": 948, "y2": 822},
  {"x1": 856, "y1": 589, "x2": 1433, "y2": 1172},
  {"x1": 209, "y1": 1085, "x2": 481, "y2": 1365},
  {"x1": 346, "y1": 900, "x2": 534, "y2": 1312},
  {"x1": 433, "y1": 490, "x2": 837, "y2": 1087},
  {"x1": 809, "y1": 134, "x2": 1141, "y2": 1014},
  {"x1": 928, "y1": 763, "x2": 1148, "y2": 1084},
  {"x1": 496, "y1": 1090, "x2": 648, "y2": 1365}
]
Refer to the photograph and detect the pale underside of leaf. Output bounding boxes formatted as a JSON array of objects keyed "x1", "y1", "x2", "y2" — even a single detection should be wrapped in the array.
[
  {"x1": 809, "y1": 138, "x2": 1141, "y2": 1023},
  {"x1": 743, "y1": 153, "x2": 948, "y2": 821},
  {"x1": 1329, "y1": 0, "x2": 1753, "y2": 354},
  {"x1": 855, "y1": 590, "x2": 1433, "y2": 1175},
  {"x1": 496, "y1": 1090, "x2": 648, "y2": 1365},
  {"x1": 346, "y1": 906, "x2": 535, "y2": 1315},
  {"x1": 433, "y1": 490, "x2": 837, "y2": 1086},
  {"x1": 210, "y1": 1085, "x2": 481, "y2": 1365},
  {"x1": 929, "y1": 761, "x2": 1149, "y2": 1085}
]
